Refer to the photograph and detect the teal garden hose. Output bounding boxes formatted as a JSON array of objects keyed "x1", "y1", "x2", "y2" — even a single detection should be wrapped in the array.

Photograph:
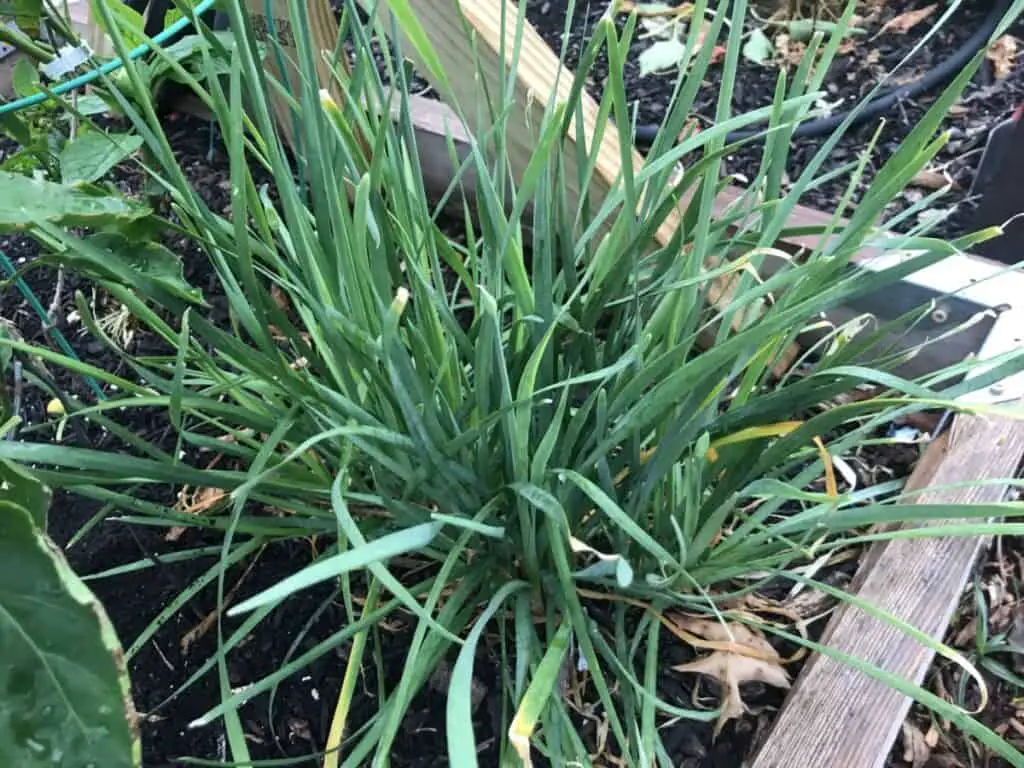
[{"x1": 0, "y1": 0, "x2": 216, "y2": 116}]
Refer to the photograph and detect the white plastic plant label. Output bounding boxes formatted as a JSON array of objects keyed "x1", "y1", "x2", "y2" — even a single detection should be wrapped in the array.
[
  {"x1": 40, "y1": 42, "x2": 90, "y2": 79},
  {"x1": 0, "y1": 21, "x2": 21, "y2": 61}
]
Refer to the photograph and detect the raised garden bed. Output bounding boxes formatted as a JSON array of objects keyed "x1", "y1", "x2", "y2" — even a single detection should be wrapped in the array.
[{"x1": 3, "y1": 1, "x2": 1024, "y2": 767}]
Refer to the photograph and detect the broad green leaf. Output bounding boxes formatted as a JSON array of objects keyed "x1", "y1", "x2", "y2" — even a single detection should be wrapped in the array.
[
  {"x1": 88, "y1": 0, "x2": 145, "y2": 49},
  {"x1": 60, "y1": 132, "x2": 144, "y2": 186},
  {"x1": 0, "y1": 460, "x2": 51, "y2": 529},
  {"x1": 638, "y1": 38, "x2": 686, "y2": 76},
  {"x1": 0, "y1": 172, "x2": 148, "y2": 230},
  {"x1": 2, "y1": 0, "x2": 1022, "y2": 764},
  {"x1": 75, "y1": 234, "x2": 203, "y2": 304},
  {"x1": 0, "y1": 503, "x2": 139, "y2": 768},
  {"x1": 72, "y1": 95, "x2": 113, "y2": 116},
  {"x1": 164, "y1": 0, "x2": 203, "y2": 27},
  {"x1": 0, "y1": 0, "x2": 42, "y2": 35},
  {"x1": 0, "y1": 112, "x2": 32, "y2": 146},
  {"x1": 11, "y1": 56, "x2": 38, "y2": 98},
  {"x1": 742, "y1": 28, "x2": 774, "y2": 65}
]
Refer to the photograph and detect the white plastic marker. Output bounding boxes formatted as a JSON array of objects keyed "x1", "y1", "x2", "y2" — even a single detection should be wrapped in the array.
[
  {"x1": 40, "y1": 42, "x2": 91, "y2": 79},
  {"x1": 0, "y1": 21, "x2": 21, "y2": 61}
]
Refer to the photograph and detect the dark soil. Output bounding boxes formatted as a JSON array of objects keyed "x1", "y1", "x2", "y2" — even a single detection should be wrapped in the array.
[{"x1": 524, "y1": 0, "x2": 1024, "y2": 242}]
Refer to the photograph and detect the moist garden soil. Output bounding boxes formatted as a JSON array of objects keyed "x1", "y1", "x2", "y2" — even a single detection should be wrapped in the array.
[
  {"x1": 2, "y1": 1, "x2": 1023, "y2": 765},
  {"x1": 522, "y1": 0, "x2": 1024, "y2": 242}
]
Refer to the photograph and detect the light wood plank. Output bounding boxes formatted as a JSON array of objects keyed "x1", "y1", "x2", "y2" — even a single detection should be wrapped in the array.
[
  {"x1": 241, "y1": 0, "x2": 344, "y2": 152},
  {"x1": 66, "y1": 0, "x2": 113, "y2": 58},
  {"x1": 750, "y1": 412, "x2": 1024, "y2": 768},
  {"x1": 377, "y1": 0, "x2": 674, "y2": 242}
]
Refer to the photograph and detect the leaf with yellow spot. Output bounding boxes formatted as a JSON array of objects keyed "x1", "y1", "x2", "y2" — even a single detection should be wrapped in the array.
[
  {"x1": 706, "y1": 421, "x2": 803, "y2": 462},
  {"x1": 508, "y1": 621, "x2": 571, "y2": 767}
]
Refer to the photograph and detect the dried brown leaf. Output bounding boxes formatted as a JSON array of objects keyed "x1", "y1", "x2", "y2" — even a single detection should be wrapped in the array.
[
  {"x1": 673, "y1": 616, "x2": 781, "y2": 659},
  {"x1": 617, "y1": 0, "x2": 694, "y2": 18},
  {"x1": 875, "y1": 4, "x2": 937, "y2": 38},
  {"x1": 910, "y1": 169, "x2": 957, "y2": 191},
  {"x1": 180, "y1": 606, "x2": 219, "y2": 654},
  {"x1": 774, "y1": 33, "x2": 806, "y2": 67},
  {"x1": 953, "y1": 614, "x2": 978, "y2": 647},
  {"x1": 167, "y1": 484, "x2": 228, "y2": 541},
  {"x1": 948, "y1": 102, "x2": 970, "y2": 118},
  {"x1": 270, "y1": 283, "x2": 289, "y2": 312},
  {"x1": 287, "y1": 717, "x2": 313, "y2": 742},
  {"x1": 693, "y1": 18, "x2": 713, "y2": 50},
  {"x1": 863, "y1": 0, "x2": 886, "y2": 23},
  {"x1": 673, "y1": 650, "x2": 791, "y2": 738},
  {"x1": 901, "y1": 721, "x2": 932, "y2": 768},
  {"x1": 987, "y1": 35, "x2": 1018, "y2": 81}
]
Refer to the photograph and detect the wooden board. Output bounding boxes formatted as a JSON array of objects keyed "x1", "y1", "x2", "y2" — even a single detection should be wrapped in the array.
[
  {"x1": 750, "y1": 411, "x2": 1024, "y2": 768},
  {"x1": 66, "y1": 0, "x2": 113, "y2": 58},
  {"x1": 374, "y1": 0, "x2": 679, "y2": 245},
  {"x1": 241, "y1": 0, "x2": 343, "y2": 152}
]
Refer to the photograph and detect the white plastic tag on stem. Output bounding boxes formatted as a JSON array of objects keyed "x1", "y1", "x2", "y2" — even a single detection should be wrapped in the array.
[
  {"x1": 40, "y1": 42, "x2": 91, "y2": 80},
  {"x1": 0, "y1": 21, "x2": 22, "y2": 61}
]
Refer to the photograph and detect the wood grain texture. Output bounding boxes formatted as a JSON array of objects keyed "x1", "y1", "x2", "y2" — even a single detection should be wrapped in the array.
[
  {"x1": 241, "y1": 0, "x2": 342, "y2": 151},
  {"x1": 378, "y1": 0, "x2": 674, "y2": 240},
  {"x1": 750, "y1": 412, "x2": 1024, "y2": 768}
]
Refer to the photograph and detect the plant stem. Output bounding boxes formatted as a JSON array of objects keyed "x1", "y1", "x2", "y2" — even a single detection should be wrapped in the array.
[{"x1": 0, "y1": 24, "x2": 55, "y2": 63}]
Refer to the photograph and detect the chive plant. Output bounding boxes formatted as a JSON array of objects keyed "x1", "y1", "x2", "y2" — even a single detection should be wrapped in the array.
[{"x1": 1, "y1": 0, "x2": 1024, "y2": 764}]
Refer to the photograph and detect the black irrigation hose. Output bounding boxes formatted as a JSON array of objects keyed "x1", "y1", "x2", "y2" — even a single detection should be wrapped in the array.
[{"x1": 633, "y1": 0, "x2": 1012, "y2": 148}]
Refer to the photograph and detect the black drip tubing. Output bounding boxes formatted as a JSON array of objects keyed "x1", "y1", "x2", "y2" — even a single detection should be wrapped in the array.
[{"x1": 633, "y1": 0, "x2": 1012, "y2": 147}]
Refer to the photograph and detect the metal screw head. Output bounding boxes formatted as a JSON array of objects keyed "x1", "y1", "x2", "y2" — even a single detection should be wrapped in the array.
[
  {"x1": 990, "y1": 382, "x2": 1006, "y2": 396},
  {"x1": 931, "y1": 306, "x2": 949, "y2": 324}
]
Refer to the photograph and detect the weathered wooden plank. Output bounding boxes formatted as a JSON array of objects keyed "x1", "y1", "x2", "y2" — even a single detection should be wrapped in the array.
[
  {"x1": 66, "y1": 0, "x2": 113, "y2": 58},
  {"x1": 241, "y1": 0, "x2": 344, "y2": 152},
  {"x1": 750, "y1": 411, "x2": 1024, "y2": 768},
  {"x1": 376, "y1": 0, "x2": 677, "y2": 242}
]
